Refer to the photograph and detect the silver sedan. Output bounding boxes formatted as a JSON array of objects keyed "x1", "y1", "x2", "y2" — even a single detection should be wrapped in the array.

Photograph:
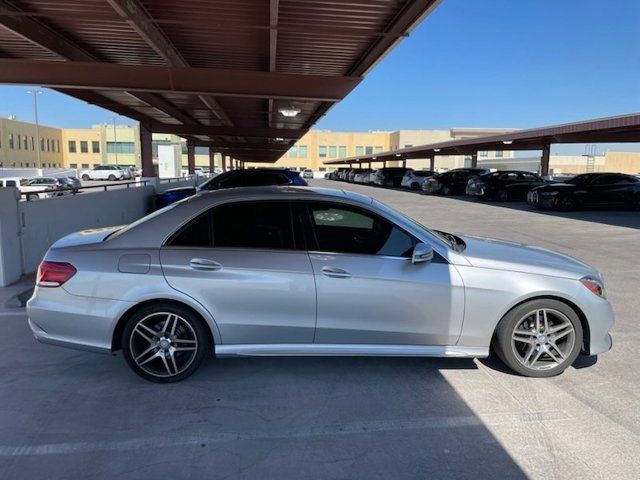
[{"x1": 27, "y1": 186, "x2": 613, "y2": 382}]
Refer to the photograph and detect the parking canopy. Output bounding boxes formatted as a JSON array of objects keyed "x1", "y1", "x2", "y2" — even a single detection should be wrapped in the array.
[{"x1": 0, "y1": 0, "x2": 442, "y2": 163}]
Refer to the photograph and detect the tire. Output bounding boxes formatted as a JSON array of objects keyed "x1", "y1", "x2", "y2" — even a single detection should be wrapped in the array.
[
  {"x1": 81, "y1": 174, "x2": 90, "y2": 181},
  {"x1": 494, "y1": 299, "x2": 583, "y2": 378},
  {"x1": 496, "y1": 189, "x2": 510, "y2": 202},
  {"x1": 441, "y1": 185, "x2": 453, "y2": 196},
  {"x1": 108, "y1": 174, "x2": 116, "y2": 181},
  {"x1": 122, "y1": 302, "x2": 210, "y2": 383},
  {"x1": 555, "y1": 195, "x2": 576, "y2": 211}
]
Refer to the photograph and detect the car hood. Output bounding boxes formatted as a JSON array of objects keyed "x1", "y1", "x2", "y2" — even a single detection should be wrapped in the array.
[
  {"x1": 50, "y1": 226, "x2": 124, "y2": 249},
  {"x1": 161, "y1": 186, "x2": 197, "y2": 195},
  {"x1": 457, "y1": 234, "x2": 597, "y2": 279}
]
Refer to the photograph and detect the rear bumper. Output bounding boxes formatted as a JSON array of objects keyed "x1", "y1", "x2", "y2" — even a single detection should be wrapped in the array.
[
  {"x1": 27, "y1": 286, "x2": 133, "y2": 353},
  {"x1": 422, "y1": 183, "x2": 441, "y2": 193}
]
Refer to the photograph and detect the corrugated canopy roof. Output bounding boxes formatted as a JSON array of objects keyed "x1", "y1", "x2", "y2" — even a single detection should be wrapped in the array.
[
  {"x1": 0, "y1": 0, "x2": 442, "y2": 162},
  {"x1": 324, "y1": 113, "x2": 640, "y2": 165}
]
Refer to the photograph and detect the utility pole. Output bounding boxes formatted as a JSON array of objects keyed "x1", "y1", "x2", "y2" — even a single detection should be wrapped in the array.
[
  {"x1": 27, "y1": 90, "x2": 42, "y2": 168},
  {"x1": 112, "y1": 115, "x2": 119, "y2": 165}
]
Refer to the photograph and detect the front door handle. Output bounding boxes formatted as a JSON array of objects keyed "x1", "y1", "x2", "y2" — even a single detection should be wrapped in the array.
[
  {"x1": 321, "y1": 266, "x2": 352, "y2": 278},
  {"x1": 189, "y1": 258, "x2": 222, "y2": 271}
]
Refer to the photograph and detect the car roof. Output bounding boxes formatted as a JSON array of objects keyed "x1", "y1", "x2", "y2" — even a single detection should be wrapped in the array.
[{"x1": 188, "y1": 185, "x2": 372, "y2": 205}]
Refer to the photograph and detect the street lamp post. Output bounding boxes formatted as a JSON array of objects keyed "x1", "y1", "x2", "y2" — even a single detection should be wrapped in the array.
[
  {"x1": 27, "y1": 89, "x2": 42, "y2": 168},
  {"x1": 112, "y1": 115, "x2": 119, "y2": 165}
]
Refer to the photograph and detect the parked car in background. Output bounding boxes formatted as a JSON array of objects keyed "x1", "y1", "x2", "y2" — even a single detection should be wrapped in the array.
[
  {"x1": 466, "y1": 170, "x2": 551, "y2": 201},
  {"x1": 528, "y1": 172, "x2": 640, "y2": 211},
  {"x1": 346, "y1": 168, "x2": 364, "y2": 183},
  {"x1": 0, "y1": 177, "x2": 21, "y2": 188},
  {"x1": 28, "y1": 186, "x2": 613, "y2": 382},
  {"x1": 154, "y1": 168, "x2": 307, "y2": 207},
  {"x1": 57, "y1": 176, "x2": 82, "y2": 193},
  {"x1": 19, "y1": 177, "x2": 67, "y2": 199},
  {"x1": 80, "y1": 165, "x2": 125, "y2": 181},
  {"x1": 302, "y1": 169, "x2": 314, "y2": 179},
  {"x1": 401, "y1": 169, "x2": 434, "y2": 190},
  {"x1": 423, "y1": 168, "x2": 489, "y2": 195},
  {"x1": 354, "y1": 169, "x2": 374, "y2": 184},
  {"x1": 372, "y1": 167, "x2": 411, "y2": 187}
]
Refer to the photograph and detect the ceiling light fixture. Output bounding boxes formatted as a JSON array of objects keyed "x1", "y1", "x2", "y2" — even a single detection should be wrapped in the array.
[
  {"x1": 433, "y1": 148, "x2": 441, "y2": 152},
  {"x1": 278, "y1": 106, "x2": 301, "y2": 117},
  {"x1": 503, "y1": 140, "x2": 513, "y2": 145}
]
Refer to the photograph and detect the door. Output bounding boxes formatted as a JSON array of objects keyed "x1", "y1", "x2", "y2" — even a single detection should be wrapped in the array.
[
  {"x1": 303, "y1": 201, "x2": 465, "y2": 346},
  {"x1": 160, "y1": 200, "x2": 316, "y2": 345}
]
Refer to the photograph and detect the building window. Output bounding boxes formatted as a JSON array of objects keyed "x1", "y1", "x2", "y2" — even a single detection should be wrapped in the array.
[
  {"x1": 355, "y1": 146, "x2": 364, "y2": 156},
  {"x1": 374, "y1": 146, "x2": 383, "y2": 153},
  {"x1": 106, "y1": 142, "x2": 135, "y2": 154},
  {"x1": 338, "y1": 146, "x2": 347, "y2": 158},
  {"x1": 68, "y1": 141, "x2": 77, "y2": 153},
  {"x1": 17, "y1": 135, "x2": 21, "y2": 150},
  {"x1": 288, "y1": 145, "x2": 298, "y2": 158},
  {"x1": 31, "y1": 137, "x2": 35, "y2": 150},
  {"x1": 365, "y1": 146, "x2": 373, "y2": 155},
  {"x1": 23, "y1": 136, "x2": 28, "y2": 150},
  {"x1": 46, "y1": 139, "x2": 51, "y2": 152},
  {"x1": 9, "y1": 134, "x2": 14, "y2": 149},
  {"x1": 298, "y1": 145, "x2": 308, "y2": 158},
  {"x1": 319, "y1": 145, "x2": 327, "y2": 158},
  {"x1": 92, "y1": 141, "x2": 100, "y2": 153},
  {"x1": 328, "y1": 146, "x2": 337, "y2": 158},
  {"x1": 403, "y1": 144, "x2": 413, "y2": 149},
  {"x1": 81, "y1": 163, "x2": 89, "y2": 169},
  {"x1": 479, "y1": 151, "x2": 488, "y2": 158},
  {"x1": 41, "y1": 138, "x2": 45, "y2": 151},
  {"x1": 495, "y1": 150, "x2": 504, "y2": 158},
  {"x1": 70, "y1": 163, "x2": 78, "y2": 168},
  {"x1": 80, "y1": 141, "x2": 88, "y2": 153}
]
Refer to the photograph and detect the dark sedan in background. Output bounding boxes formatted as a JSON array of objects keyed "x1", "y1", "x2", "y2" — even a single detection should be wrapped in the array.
[
  {"x1": 155, "y1": 168, "x2": 307, "y2": 208},
  {"x1": 372, "y1": 167, "x2": 412, "y2": 187},
  {"x1": 423, "y1": 168, "x2": 489, "y2": 195},
  {"x1": 467, "y1": 170, "x2": 551, "y2": 201},
  {"x1": 528, "y1": 172, "x2": 640, "y2": 211}
]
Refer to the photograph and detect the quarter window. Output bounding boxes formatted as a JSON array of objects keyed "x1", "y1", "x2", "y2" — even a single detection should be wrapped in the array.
[{"x1": 306, "y1": 203, "x2": 415, "y2": 257}]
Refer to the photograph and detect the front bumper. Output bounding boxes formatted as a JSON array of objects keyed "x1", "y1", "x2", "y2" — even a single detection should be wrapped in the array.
[{"x1": 527, "y1": 191, "x2": 556, "y2": 208}]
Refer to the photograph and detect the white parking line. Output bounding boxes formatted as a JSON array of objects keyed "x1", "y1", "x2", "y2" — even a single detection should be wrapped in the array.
[{"x1": 0, "y1": 410, "x2": 569, "y2": 457}]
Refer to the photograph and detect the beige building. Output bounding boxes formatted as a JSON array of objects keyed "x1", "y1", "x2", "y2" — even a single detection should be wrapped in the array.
[{"x1": 0, "y1": 117, "x2": 64, "y2": 168}]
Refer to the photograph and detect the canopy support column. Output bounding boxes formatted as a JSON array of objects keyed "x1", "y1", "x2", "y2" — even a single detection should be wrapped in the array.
[
  {"x1": 541, "y1": 143, "x2": 551, "y2": 177},
  {"x1": 139, "y1": 123, "x2": 154, "y2": 177},
  {"x1": 187, "y1": 140, "x2": 196, "y2": 174},
  {"x1": 470, "y1": 152, "x2": 478, "y2": 168}
]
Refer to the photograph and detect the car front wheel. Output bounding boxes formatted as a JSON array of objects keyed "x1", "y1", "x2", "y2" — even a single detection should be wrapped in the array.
[
  {"x1": 81, "y1": 174, "x2": 90, "y2": 181},
  {"x1": 494, "y1": 299, "x2": 583, "y2": 377},
  {"x1": 122, "y1": 303, "x2": 210, "y2": 383}
]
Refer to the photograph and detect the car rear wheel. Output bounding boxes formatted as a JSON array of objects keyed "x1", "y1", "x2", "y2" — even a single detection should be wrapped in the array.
[
  {"x1": 494, "y1": 299, "x2": 583, "y2": 377},
  {"x1": 122, "y1": 303, "x2": 210, "y2": 383},
  {"x1": 108, "y1": 174, "x2": 116, "y2": 181},
  {"x1": 441, "y1": 185, "x2": 453, "y2": 196}
]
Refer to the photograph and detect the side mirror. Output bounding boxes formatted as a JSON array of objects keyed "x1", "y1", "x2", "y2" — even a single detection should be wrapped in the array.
[{"x1": 412, "y1": 242, "x2": 434, "y2": 264}]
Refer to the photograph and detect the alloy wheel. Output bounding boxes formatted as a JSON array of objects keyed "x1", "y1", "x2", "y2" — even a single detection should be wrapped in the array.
[
  {"x1": 129, "y1": 312, "x2": 198, "y2": 378},
  {"x1": 511, "y1": 308, "x2": 575, "y2": 371}
]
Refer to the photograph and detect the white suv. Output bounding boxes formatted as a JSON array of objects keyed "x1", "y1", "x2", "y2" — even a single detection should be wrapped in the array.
[{"x1": 80, "y1": 165, "x2": 125, "y2": 181}]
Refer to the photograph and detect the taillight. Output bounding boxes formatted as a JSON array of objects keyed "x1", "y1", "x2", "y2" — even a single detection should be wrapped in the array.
[{"x1": 36, "y1": 261, "x2": 77, "y2": 288}]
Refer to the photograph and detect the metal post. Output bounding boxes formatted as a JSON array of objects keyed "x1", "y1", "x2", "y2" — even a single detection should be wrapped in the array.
[
  {"x1": 139, "y1": 123, "x2": 154, "y2": 177},
  {"x1": 470, "y1": 153, "x2": 478, "y2": 168},
  {"x1": 541, "y1": 143, "x2": 551, "y2": 177},
  {"x1": 402, "y1": 159, "x2": 406, "y2": 168},
  {"x1": 27, "y1": 90, "x2": 42, "y2": 168},
  {"x1": 209, "y1": 148, "x2": 216, "y2": 173},
  {"x1": 112, "y1": 115, "x2": 119, "y2": 165},
  {"x1": 187, "y1": 140, "x2": 196, "y2": 174},
  {"x1": 429, "y1": 155, "x2": 435, "y2": 172}
]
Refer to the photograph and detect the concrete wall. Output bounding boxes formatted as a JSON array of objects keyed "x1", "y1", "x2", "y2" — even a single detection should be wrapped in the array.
[{"x1": 0, "y1": 185, "x2": 154, "y2": 286}]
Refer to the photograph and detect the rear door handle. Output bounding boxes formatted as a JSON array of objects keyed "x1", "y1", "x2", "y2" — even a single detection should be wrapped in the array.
[
  {"x1": 189, "y1": 258, "x2": 222, "y2": 271},
  {"x1": 321, "y1": 266, "x2": 352, "y2": 278}
]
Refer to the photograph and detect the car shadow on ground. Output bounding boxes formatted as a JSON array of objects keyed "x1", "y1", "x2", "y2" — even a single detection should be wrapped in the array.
[{"x1": 2, "y1": 314, "x2": 529, "y2": 479}]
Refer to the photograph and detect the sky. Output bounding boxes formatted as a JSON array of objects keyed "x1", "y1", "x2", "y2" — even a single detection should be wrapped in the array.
[{"x1": 0, "y1": 0, "x2": 638, "y2": 154}]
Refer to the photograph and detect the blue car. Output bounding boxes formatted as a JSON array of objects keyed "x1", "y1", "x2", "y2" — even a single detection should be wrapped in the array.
[{"x1": 155, "y1": 169, "x2": 308, "y2": 208}]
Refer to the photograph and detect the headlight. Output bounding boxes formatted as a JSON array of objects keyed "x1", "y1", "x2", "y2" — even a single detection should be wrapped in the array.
[{"x1": 580, "y1": 276, "x2": 605, "y2": 298}]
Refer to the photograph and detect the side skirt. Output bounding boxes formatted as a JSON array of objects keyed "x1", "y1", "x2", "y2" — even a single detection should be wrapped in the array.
[{"x1": 215, "y1": 344, "x2": 489, "y2": 358}]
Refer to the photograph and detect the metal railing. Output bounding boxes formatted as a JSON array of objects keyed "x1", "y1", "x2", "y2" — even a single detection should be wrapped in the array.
[{"x1": 20, "y1": 180, "x2": 150, "y2": 201}]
